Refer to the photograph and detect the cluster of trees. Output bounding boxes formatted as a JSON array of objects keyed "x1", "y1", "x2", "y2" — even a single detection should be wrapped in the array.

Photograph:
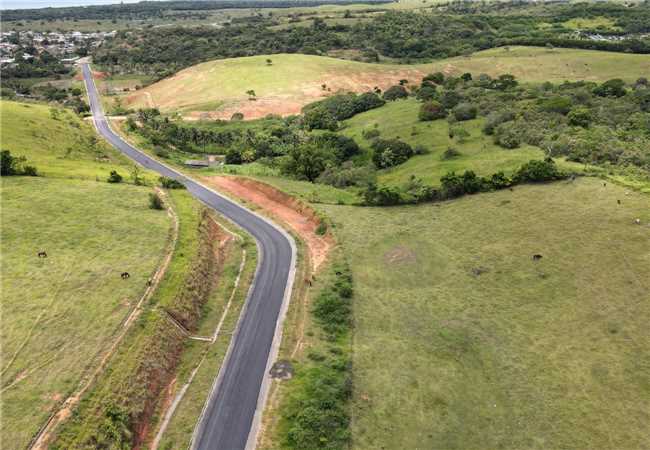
[
  {"x1": 302, "y1": 92, "x2": 385, "y2": 130},
  {"x1": 91, "y1": 3, "x2": 650, "y2": 77},
  {"x1": 280, "y1": 262, "x2": 353, "y2": 450},
  {"x1": 2, "y1": 0, "x2": 389, "y2": 22},
  {"x1": 361, "y1": 158, "x2": 566, "y2": 206},
  {"x1": 0, "y1": 150, "x2": 38, "y2": 177},
  {"x1": 404, "y1": 69, "x2": 650, "y2": 172}
]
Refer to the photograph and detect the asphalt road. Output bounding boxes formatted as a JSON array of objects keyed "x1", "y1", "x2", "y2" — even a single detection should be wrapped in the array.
[{"x1": 82, "y1": 63, "x2": 295, "y2": 450}]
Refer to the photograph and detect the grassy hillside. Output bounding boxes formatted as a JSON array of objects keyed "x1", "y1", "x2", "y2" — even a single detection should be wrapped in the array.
[
  {"x1": 340, "y1": 98, "x2": 547, "y2": 186},
  {"x1": 0, "y1": 101, "x2": 147, "y2": 181},
  {"x1": 123, "y1": 48, "x2": 650, "y2": 119},
  {"x1": 316, "y1": 177, "x2": 650, "y2": 450},
  {"x1": 1, "y1": 178, "x2": 170, "y2": 449},
  {"x1": 0, "y1": 100, "x2": 173, "y2": 449}
]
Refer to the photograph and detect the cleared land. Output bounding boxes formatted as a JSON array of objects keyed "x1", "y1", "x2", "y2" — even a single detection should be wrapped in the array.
[
  {"x1": 124, "y1": 48, "x2": 650, "y2": 119},
  {"x1": 315, "y1": 177, "x2": 650, "y2": 450},
  {"x1": 1, "y1": 177, "x2": 170, "y2": 449}
]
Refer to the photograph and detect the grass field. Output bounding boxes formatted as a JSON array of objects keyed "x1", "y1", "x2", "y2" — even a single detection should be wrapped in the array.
[
  {"x1": 315, "y1": 177, "x2": 650, "y2": 450},
  {"x1": 123, "y1": 48, "x2": 650, "y2": 119},
  {"x1": 0, "y1": 177, "x2": 170, "y2": 449}
]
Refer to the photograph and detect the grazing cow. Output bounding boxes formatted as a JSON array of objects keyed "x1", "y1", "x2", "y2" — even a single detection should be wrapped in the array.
[
  {"x1": 617, "y1": 199, "x2": 621, "y2": 205},
  {"x1": 146, "y1": 278, "x2": 153, "y2": 286},
  {"x1": 634, "y1": 218, "x2": 641, "y2": 225},
  {"x1": 603, "y1": 182, "x2": 607, "y2": 187},
  {"x1": 532, "y1": 254, "x2": 543, "y2": 261},
  {"x1": 37, "y1": 251, "x2": 47, "y2": 258},
  {"x1": 121, "y1": 272, "x2": 130, "y2": 279}
]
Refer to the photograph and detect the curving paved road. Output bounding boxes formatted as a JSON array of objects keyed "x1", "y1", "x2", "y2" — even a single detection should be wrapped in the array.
[{"x1": 82, "y1": 63, "x2": 296, "y2": 450}]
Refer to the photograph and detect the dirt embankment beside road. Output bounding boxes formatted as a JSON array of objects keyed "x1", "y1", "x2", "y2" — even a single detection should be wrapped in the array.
[{"x1": 202, "y1": 176, "x2": 334, "y2": 271}]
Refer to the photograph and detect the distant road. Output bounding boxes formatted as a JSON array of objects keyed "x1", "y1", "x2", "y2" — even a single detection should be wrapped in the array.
[{"x1": 82, "y1": 63, "x2": 296, "y2": 450}]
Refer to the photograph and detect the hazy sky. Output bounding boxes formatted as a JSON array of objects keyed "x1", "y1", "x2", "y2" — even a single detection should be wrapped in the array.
[{"x1": 1, "y1": 0, "x2": 158, "y2": 9}]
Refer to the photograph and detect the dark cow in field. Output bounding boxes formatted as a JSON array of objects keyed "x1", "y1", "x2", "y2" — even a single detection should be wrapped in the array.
[
  {"x1": 121, "y1": 272, "x2": 130, "y2": 279},
  {"x1": 37, "y1": 251, "x2": 47, "y2": 258},
  {"x1": 532, "y1": 254, "x2": 543, "y2": 261}
]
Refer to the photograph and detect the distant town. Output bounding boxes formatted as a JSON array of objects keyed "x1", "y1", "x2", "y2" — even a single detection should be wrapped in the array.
[{"x1": 0, "y1": 29, "x2": 114, "y2": 67}]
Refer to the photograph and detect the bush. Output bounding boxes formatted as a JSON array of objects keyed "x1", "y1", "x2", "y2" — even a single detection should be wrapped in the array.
[
  {"x1": 230, "y1": 112, "x2": 244, "y2": 121},
  {"x1": 316, "y1": 162, "x2": 375, "y2": 188},
  {"x1": 440, "y1": 90, "x2": 463, "y2": 109},
  {"x1": 1, "y1": 150, "x2": 25, "y2": 176},
  {"x1": 452, "y1": 102, "x2": 477, "y2": 121},
  {"x1": 149, "y1": 192, "x2": 164, "y2": 210},
  {"x1": 418, "y1": 100, "x2": 447, "y2": 121},
  {"x1": 423, "y1": 72, "x2": 445, "y2": 85},
  {"x1": 568, "y1": 107, "x2": 592, "y2": 127},
  {"x1": 361, "y1": 182, "x2": 404, "y2": 206},
  {"x1": 441, "y1": 147, "x2": 461, "y2": 160},
  {"x1": 416, "y1": 85, "x2": 437, "y2": 101},
  {"x1": 154, "y1": 147, "x2": 169, "y2": 158},
  {"x1": 538, "y1": 96, "x2": 572, "y2": 115},
  {"x1": 514, "y1": 158, "x2": 564, "y2": 182},
  {"x1": 483, "y1": 110, "x2": 515, "y2": 135},
  {"x1": 303, "y1": 108, "x2": 338, "y2": 131},
  {"x1": 225, "y1": 147, "x2": 243, "y2": 164},
  {"x1": 281, "y1": 143, "x2": 335, "y2": 182},
  {"x1": 593, "y1": 78, "x2": 627, "y2": 98},
  {"x1": 107, "y1": 170, "x2": 123, "y2": 183},
  {"x1": 313, "y1": 132, "x2": 360, "y2": 163},
  {"x1": 494, "y1": 122, "x2": 521, "y2": 149},
  {"x1": 159, "y1": 176, "x2": 185, "y2": 189},
  {"x1": 362, "y1": 128, "x2": 381, "y2": 140},
  {"x1": 382, "y1": 85, "x2": 409, "y2": 101},
  {"x1": 22, "y1": 165, "x2": 38, "y2": 176},
  {"x1": 371, "y1": 138, "x2": 414, "y2": 168}
]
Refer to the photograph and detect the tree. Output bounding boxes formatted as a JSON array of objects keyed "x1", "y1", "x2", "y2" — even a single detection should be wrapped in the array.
[
  {"x1": 460, "y1": 72, "x2": 472, "y2": 82},
  {"x1": 107, "y1": 170, "x2": 123, "y2": 183},
  {"x1": 281, "y1": 143, "x2": 334, "y2": 182},
  {"x1": 492, "y1": 74, "x2": 518, "y2": 91},
  {"x1": 149, "y1": 192, "x2": 164, "y2": 210},
  {"x1": 266, "y1": 58, "x2": 272, "y2": 65},
  {"x1": 514, "y1": 158, "x2": 563, "y2": 182},
  {"x1": 452, "y1": 102, "x2": 477, "y2": 121},
  {"x1": 371, "y1": 138, "x2": 414, "y2": 169},
  {"x1": 416, "y1": 85, "x2": 437, "y2": 101},
  {"x1": 246, "y1": 89, "x2": 256, "y2": 100},
  {"x1": 423, "y1": 72, "x2": 444, "y2": 85},
  {"x1": 568, "y1": 107, "x2": 592, "y2": 127},
  {"x1": 593, "y1": 79, "x2": 626, "y2": 98},
  {"x1": 418, "y1": 100, "x2": 447, "y2": 121},
  {"x1": 303, "y1": 108, "x2": 338, "y2": 131},
  {"x1": 1, "y1": 150, "x2": 26, "y2": 176},
  {"x1": 382, "y1": 85, "x2": 408, "y2": 101}
]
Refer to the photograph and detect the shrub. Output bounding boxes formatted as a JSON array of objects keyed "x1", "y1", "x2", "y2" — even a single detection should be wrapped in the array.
[
  {"x1": 22, "y1": 165, "x2": 38, "y2": 176},
  {"x1": 149, "y1": 192, "x2": 164, "y2": 210},
  {"x1": 568, "y1": 107, "x2": 592, "y2": 127},
  {"x1": 593, "y1": 78, "x2": 627, "y2": 98},
  {"x1": 1, "y1": 150, "x2": 25, "y2": 176},
  {"x1": 441, "y1": 147, "x2": 461, "y2": 160},
  {"x1": 371, "y1": 138, "x2": 414, "y2": 168},
  {"x1": 416, "y1": 85, "x2": 437, "y2": 101},
  {"x1": 492, "y1": 74, "x2": 518, "y2": 91},
  {"x1": 316, "y1": 162, "x2": 375, "y2": 188},
  {"x1": 107, "y1": 170, "x2": 123, "y2": 183},
  {"x1": 440, "y1": 90, "x2": 463, "y2": 109},
  {"x1": 225, "y1": 147, "x2": 243, "y2": 164},
  {"x1": 382, "y1": 85, "x2": 409, "y2": 101},
  {"x1": 494, "y1": 122, "x2": 521, "y2": 149},
  {"x1": 452, "y1": 102, "x2": 477, "y2": 121},
  {"x1": 313, "y1": 132, "x2": 360, "y2": 163},
  {"x1": 361, "y1": 182, "x2": 404, "y2": 206},
  {"x1": 487, "y1": 171, "x2": 512, "y2": 189},
  {"x1": 159, "y1": 176, "x2": 185, "y2": 189},
  {"x1": 483, "y1": 110, "x2": 515, "y2": 135},
  {"x1": 303, "y1": 108, "x2": 338, "y2": 131},
  {"x1": 514, "y1": 158, "x2": 564, "y2": 183},
  {"x1": 418, "y1": 100, "x2": 447, "y2": 121},
  {"x1": 230, "y1": 112, "x2": 244, "y2": 121},
  {"x1": 354, "y1": 91, "x2": 386, "y2": 112},
  {"x1": 281, "y1": 143, "x2": 335, "y2": 182},
  {"x1": 154, "y1": 147, "x2": 169, "y2": 158},
  {"x1": 538, "y1": 96, "x2": 572, "y2": 115},
  {"x1": 362, "y1": 128, "x2": 381, "y2": 140},
  {"x1": 423, "y1": 72, "x2": 445, "y2": 85}
]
